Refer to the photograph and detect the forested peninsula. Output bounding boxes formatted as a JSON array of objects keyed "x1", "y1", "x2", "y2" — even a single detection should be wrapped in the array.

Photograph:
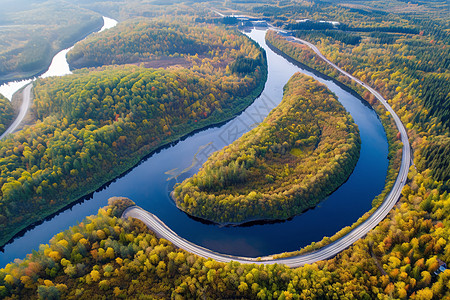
[
  {"x1": 173, "y1": 73, "x2": 360, "y2": 224},
  {"x1": 0, "y1": 20, "x2": 267, "y2": 247}
]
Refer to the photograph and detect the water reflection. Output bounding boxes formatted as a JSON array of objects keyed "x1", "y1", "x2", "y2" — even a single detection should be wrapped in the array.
[{"x1": 0, "y1": 28, "x2": 388, "y2": 267}]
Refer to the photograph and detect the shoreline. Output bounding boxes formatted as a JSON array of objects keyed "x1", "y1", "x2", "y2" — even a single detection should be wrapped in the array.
[
  {"x1": 0, "y1": 63, "x2": 268, "y2": 249},
  {"x1": 119, "y1": 30, "x2": 410, "y2": 267},
  {"x1": 167, "y1": 36, "x2": 378, "y2": 227},
  {"x1": 264, "y1": 31, "x2": 404, "y2": 257},
  {"x1": 0, "y1": 18, "x2": 104, "y2": 85},
  {"x1": 171, "y1": 126, "x2": 362, "y2": 227}
]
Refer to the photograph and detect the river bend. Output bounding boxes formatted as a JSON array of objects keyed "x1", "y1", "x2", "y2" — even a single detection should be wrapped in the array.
[{"x1": 0, "y1": 28, "x2": 388, "y2": 267}]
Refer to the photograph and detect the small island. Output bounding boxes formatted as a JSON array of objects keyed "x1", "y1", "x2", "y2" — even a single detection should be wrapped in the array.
[{"x1": 173, "y1": 73, "x2": 361, "y2": 224}]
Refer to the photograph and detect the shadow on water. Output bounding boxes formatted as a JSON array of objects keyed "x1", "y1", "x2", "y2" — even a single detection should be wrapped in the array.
[
  {"x1": 0, "y1": 109, "x2": 261, "y2": 252},
  {"x1": 0, "y1": 28, "x2": 388, "y2": 265}
]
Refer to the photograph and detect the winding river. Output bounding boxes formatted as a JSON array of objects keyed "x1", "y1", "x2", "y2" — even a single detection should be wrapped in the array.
[
  {"x1": 0, "y1": 17, "x2": 118, "y2": 100},
  {"x1": 0, "y1": 28, "x2": 388, "y2": 267}
]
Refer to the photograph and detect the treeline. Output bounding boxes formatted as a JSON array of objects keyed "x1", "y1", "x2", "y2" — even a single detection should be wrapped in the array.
[
  {"x1": 194, "y1": 16, "x2": 239, "y2": 25},
  {"x1": 173, "y1": 73, "x2": 360, "y2": 224},
  {"x1": 285, "y1": 20, "x2": 335, "y2": 31},
  {"x1": 67, "y1": 19, "x2": 263, "y2": 71},
  {"x1": 268, "y1": 17, "x2": 450, "y2": 187},
  {"x1": 0, "y1": 21, "x2": 267, "y2": 247},
  {"x1": 295, "y1": 30, "x2": 361, "y2": 45},
  {"x1": 266, "y1": 19, "x2": 450, "y2": 298},
  {"x1": 67, "y1": 20, "x2": 204, "y2": 68},
  {"x1": 2, "y1": 194, "x2": 450, "y2": 299},
  {"x1": 0, "y1": 94, "x2": 14, "y2": 136}
]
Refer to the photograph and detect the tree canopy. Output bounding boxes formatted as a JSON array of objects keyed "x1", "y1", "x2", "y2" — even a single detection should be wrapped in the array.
[
  {"x1": 0, "y1": 94, "x2": 14, "y2": 136},
  {"x1": 0, "y1": 19, "x2": 267, "y2": 247},
  {"x1": 174, "y1": 73, "x2": 360, "y2": 224}
]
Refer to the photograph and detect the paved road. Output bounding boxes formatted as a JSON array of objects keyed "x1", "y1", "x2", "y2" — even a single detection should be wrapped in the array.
[
  {"x1": 123, "y1": 30, "x2": 411, "y2": 267},
  {"x1": 0, "y1": 83, "x2": 32, "y2": 140}
]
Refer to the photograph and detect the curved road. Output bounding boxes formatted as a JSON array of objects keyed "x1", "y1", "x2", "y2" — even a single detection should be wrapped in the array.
[
  {"x1": 0, "y1": 83, "x2": 32, "y2": 140},
  {"x1": 124, "y1": 31, "x2": 411, "y2": 267}
]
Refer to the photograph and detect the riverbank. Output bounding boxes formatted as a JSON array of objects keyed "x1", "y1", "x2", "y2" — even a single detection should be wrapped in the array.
[
  {"x1": 173, "y1": 72, "x2": 361, "y2": 224},
  {"x1": 0, "y1": 63, "x2": 267, "y2": 248},
  {"x1": 0, "y1": 28, "x2": 389, "y2": 265},
  {"x1": 0, "y1": 18, "x2": 104, "y2": 85},
  {"x1": 117, "y1": 29, "x2": 408, "y2": 267},
  {"x1": 265, "y1": 30, "x2": 404, "y2": 256}
]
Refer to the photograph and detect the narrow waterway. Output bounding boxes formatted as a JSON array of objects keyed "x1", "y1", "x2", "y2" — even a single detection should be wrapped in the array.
[
  {"x1": 0, "y1": 16, "x2": 117, "y2": 100},
  {"x1": 0, "y1": 28, "x2": 388, "y2": 267}
]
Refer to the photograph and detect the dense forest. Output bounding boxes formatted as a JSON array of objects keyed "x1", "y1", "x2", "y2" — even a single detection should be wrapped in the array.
[
  {"x1": 0, "y1": 95, "x2": 14, "y2": 136},
  {"x1": 2, "y1": 194, "x2": 450, "y2": 299},
  {"x1": 269, "y1": 17, "x2": 449, "y2": 185},
  {"x1": 0, "y1": 0, "x2": 103, "y2": 82},
  {"x1": 0, "y1": 198, "x2": 386, "y2": 299},
  {"x1": 262, "y1": 3, "x2": 449, "y2": 296},
  {"x1": 68, "y1": 19, "x2": 214, "y2": 68},
  {"x1": 0, "y1": 20, "x2": 267, "y2": 247},
  {"x1": 1, "y1": 0, "x2": 449, "y2": 298},
  {"x1": 417, "y1": 137, "x2": 450, "y2": 186},
  {"x1": 173, "y1": 73, "x2": 360, "y2": 224}
]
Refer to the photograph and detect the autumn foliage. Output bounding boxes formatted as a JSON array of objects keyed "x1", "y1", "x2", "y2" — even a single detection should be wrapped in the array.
[
  {"x1": 0, "y1": 20, "x2": 267, "y2": 247},
  {"x1": 0, "y1": 94, "x2": 14, "y2": 136},
  {"x1": 174, "y1": 73, "x2": 360, "y2": 224}
]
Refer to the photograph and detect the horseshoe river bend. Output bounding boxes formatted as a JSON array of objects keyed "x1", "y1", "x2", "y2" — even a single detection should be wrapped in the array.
[{"x1": 0, "y1": 28, "x2": 388, "y2": 267}]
